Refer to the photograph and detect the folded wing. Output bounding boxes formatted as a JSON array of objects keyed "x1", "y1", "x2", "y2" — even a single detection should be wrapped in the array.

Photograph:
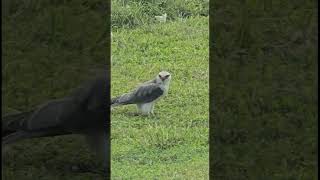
[{"x1": 111, "y1": 83, "x2": 164, "y2": 106}]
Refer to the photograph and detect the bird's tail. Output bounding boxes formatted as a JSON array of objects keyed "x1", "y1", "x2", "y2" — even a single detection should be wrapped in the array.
[
  {"x1": 2, "y1": 130, "x2": 55, "y2": 145},
  {"x1": 2, "y1": 131, "x2": 31, "y2": 145},
  {"x1": 2, "y1": 111, "x2": 32, "y2": 137},
  {"x1": 111, "y1": 96, "x2": 121, "y2": 107},
  {"x1": 111, "y1": 93, "x2": 132, "y2": 107}
]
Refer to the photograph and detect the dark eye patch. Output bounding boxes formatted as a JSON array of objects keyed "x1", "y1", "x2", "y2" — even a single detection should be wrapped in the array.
[{"x1": 165, "y1": 75, "x2": 170, "y2": 78}]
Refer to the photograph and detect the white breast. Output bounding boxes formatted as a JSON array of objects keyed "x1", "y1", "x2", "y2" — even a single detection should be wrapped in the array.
[{"x1": 160, "y1": 83, "x2": 170, "y2": 96}]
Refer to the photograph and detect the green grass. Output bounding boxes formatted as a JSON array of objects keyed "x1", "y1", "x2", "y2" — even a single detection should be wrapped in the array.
[
  {"x1": 210, "y1": 0, "x2": 317, "y2": 179},
  {"x1": 3, "y1": 0, "x2": 316, "y2": 179},
  {"x1": 111, "y1": 16, "x2": 209, "y2": 179},
  {"x1": 2, "y1": 1, "x2": 108, "y2": 179},
  {"x1": 2, "y1": 0, "x2": 209, "y2": 179},
  {"x1": 112, "y1": 0, "x2": 209, "y2": 29}
]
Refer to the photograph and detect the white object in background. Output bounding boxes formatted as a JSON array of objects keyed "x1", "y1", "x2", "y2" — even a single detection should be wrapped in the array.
[{"x1": 155, "y1": 13, "x2": 167, "y2": 23}]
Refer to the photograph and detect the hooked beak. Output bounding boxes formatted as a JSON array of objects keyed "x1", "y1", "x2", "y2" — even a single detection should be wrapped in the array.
[{"x1": 160, "y1": 77, "x2": 166, "y2": 81}]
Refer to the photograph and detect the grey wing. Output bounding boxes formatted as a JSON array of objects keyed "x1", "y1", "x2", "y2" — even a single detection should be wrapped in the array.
[
  {"x1": 2, "y1": 98, "x2": 75, "y2": 145},
  {"x1": 18, "y1": 98, "x2": 74, "y2": 132},
  {"x1": 133, "y1": 84, "x2": 164, "y2": 103},
  {"x1": 112, "y1": 84, "x2": 164, "y2": 105}
]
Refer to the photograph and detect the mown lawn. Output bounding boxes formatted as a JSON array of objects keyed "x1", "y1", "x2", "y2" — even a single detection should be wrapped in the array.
[
  {"x1": 2, "y1": 0, "x2": 209, "y2": 179},
  {"x1": 111, "y1": 16, "x2": 209, "y2": 179},
  {"x1": 2, "y1": 1, "x2": 108, "y2": 179},
  {"x1": 210, "y1": 0, "x2": 317, "y2": 179}
]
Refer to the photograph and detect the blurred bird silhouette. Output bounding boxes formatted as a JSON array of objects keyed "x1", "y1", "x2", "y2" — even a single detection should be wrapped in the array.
[{"x1": 2, "y1": 72, "x2": 110, "y2": 175}]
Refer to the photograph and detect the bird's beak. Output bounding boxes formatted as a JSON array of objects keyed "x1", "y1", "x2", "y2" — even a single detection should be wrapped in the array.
[{"x1": 160, "y1": 77, "x2": 166, "y2": 81}]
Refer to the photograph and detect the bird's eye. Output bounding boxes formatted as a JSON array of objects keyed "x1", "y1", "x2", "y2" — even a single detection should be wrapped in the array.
[
  {"x1": 159, "y1": 75, "x2": 162, "y2": 78},
  {"x1": 165, "y1": 75, "x2": 170, "y2": 78}
]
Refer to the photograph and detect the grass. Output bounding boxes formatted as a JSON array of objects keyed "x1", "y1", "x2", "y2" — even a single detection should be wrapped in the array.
[
  {"x1": 111, "y1": 16, "x2": 209, "y2": 179},
  {"x1": 210, "y1": 0, "x2": 317, "y2": 179},
  {"x1": 2, "y1": 0, "x2": 208, "y2": 179},
  {"x1": 3, "y1": 0, "x2": 316, "y2": 179},
  {"x1": 112, "y1": 0, "x2": 209, "y2": 29},
  {"x1": 2, "y1": 1, "x2": 108, "y2": 179}
]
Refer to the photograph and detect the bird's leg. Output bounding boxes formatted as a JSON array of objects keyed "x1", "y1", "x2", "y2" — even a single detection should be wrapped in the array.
[
  {"x1": 136, "y1": 104, "x2": 143, "y2": 115},
  {"x1": 85, "y1": 131, "x2": 110, "y2": 176},
  {"x1": 137, "y1": 104, "x2": 151, "y2": 116},
  {"x1": 150, "y1": 104, "x2": 155, "y2": 116}
]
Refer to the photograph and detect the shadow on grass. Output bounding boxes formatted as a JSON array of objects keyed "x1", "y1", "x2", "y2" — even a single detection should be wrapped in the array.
[{"x1": 2, "y1": 137, "x2": 107, "y2": 179}]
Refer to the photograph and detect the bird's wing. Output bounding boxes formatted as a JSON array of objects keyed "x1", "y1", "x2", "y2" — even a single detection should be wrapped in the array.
[
  {"x1": 10, "y1": 98, "x2": 75, "y2": 132},
  {"x1": 2, "y1": 98, "x2": 76, "y2": 143},
  {"x1": 112, "y1": 83, "x2": 164, "y2": 105},
  {"x1": 2, "y1": 75, "x2": 110, "y2": 145},
  {"x1": 4, "y1": 75, "x2": 109, "y2": 133},
  {"x1": 133, "y1": 84, "x2": 164, "y2": 103}
]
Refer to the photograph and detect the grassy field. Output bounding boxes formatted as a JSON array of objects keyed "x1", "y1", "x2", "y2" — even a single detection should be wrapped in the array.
[
  {"x1": 2, "y1": 0, "x2": 317, "y2": 179},
  {"x1": 112, "y1": 0, "x2": 208, "y2": 29},
  {"x1": 111, "y1": 17, "x2": 209, "y2": 179},
  {"x1": 210, "y1": 0, "x2": 317, "y2": 179},
  {"x1": 2, "y1": 1, "x2": 108, "y2": 179},
  {"x1": 2, "y1": 0, "x2": 208, "y2": 179}
]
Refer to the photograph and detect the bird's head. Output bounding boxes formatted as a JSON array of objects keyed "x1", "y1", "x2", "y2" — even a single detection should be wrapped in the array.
[{"x1": 156, "y1": 71, "x2": 171, "y2": 85}]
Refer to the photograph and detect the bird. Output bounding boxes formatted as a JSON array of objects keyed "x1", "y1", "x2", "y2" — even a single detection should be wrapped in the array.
[
  {"x1": 111, "y1": 71, "x2": 171, "y2": 115},
  {"x1": 155, "y1": 13, "x2": 167, "y2": 23},
  {"x1": 2, "y1": 72, "x2": 110, "y2": 175}
]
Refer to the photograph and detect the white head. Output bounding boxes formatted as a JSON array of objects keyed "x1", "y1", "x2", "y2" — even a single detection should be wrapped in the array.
[{"x1": 156, "y1": 71, "x2": 171, "y2": 85}]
